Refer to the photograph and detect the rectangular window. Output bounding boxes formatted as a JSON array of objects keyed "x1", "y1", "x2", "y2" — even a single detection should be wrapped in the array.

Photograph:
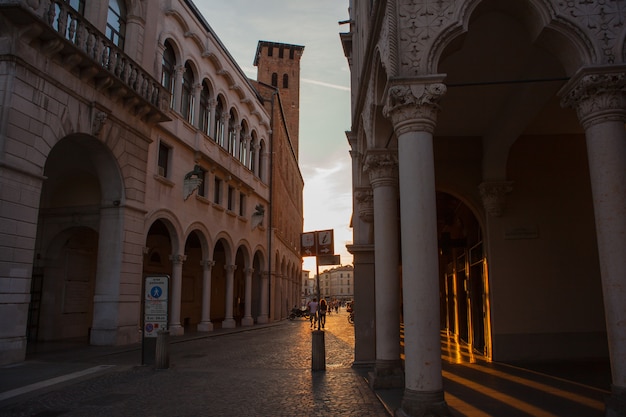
[
  {"x1": 214, "y1": 177, "x2": 222, "y2": 204},
  {"x1": 228, "y1": 186, "x2": 234, "y2": 211},
  {"x1": 158, "y1": 142, "x2": 170, "y2": 177},
  {"x1": 198, "y1": 168, "x2": 206, "y2": 198},
  {"x1": 239, "y1": 194, "x2": 246, "y2": 216}
]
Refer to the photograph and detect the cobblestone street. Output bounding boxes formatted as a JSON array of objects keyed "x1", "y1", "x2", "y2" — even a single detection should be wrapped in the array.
[{"x1": 0, "y1": 310, "x2": 388, "y2": 417}]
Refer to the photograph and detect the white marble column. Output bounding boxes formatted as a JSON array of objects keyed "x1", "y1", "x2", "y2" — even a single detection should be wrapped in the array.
[
  {"x1": 364, "y1": 150, "x2": 404, "y2": 388},
  {"x1": 168, "y1": 254, "x2": 186, "y2": 336},
  {"x1": 197, "y1": 260, "x2": 215, "y2": 332},
  {"x1": 257, "y1": 271, "x2": 269, "y2": 324},
  {"x1": 242, "y1": 267, "x2": 254, "y2": 326},
  {"x1": 561, "y1": 69, "x2": 626, "y2": 412},
  {"x1": 383, "y1": 80, "x2": 450, "y2": 416},
  {"x1": 222, "y1": 264, "x2": 237, "y2": 328}
]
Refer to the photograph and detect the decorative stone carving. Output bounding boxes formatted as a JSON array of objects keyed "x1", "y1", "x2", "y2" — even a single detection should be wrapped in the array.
[
  {"x1": 169, "y1": 254, "x2": 187, "y2": 264},
  {"x1": 396, "y1": 0, "x2": 455, "y2": 76},
  {"x1": 554, "y1": 0, "x2": 626, "y2": 65},
  {"x1": 479, "y1": 181, "x2": 513, "y2": 217},
  {"x1": 363, "y1": 150, "x2": 399, "y2": 187},
  {"x1": 91, "y1": 111, "x2": 108, "y2": 137},
  {"x1": 355, "y1": 187, "x2": 374, "y2": 223},
  {"x1": 383, "y1": 82, "x2": 447, "y2": 135},
  {"x1": 560, "y1": 70, "x2": 626, "y2": 128}
]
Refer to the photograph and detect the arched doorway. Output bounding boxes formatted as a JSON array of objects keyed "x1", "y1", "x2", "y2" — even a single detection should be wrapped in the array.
[
  {"x1": 29, "y1": 135, "x2": 124, "y2": 348},
  {"x1": 437, "y1": 192, "x2": 490, "y2": 357},
  {"x1": 181, "y1": 231, "x2": 203, "y2": 331}
]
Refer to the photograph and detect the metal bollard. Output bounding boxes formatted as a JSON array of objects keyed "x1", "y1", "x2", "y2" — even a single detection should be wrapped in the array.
[
  {"x1": 155, "y1": 330, "x2": 170, "y2": 369},
  {"x1": 311, "y1": 330, "x2": 326, "y2": 371}
]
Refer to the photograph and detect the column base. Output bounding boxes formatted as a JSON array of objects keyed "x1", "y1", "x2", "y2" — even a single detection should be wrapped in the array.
[
  {"x1": 168, "y1": 324, "x2": 184, "y2": 336},
  {"x1": 606, "y1": 384, "x2": 626, "y2": 417},
  {"x1": 256, "y1": 315, "x2": 269, "y2": 324},
  {"x1": 89, "y1": 328, "x2": 117, "y2": 345},
  {"x1": 222, "y1": 318, "x2": 236, "y2": 329},
  {"x1": 395, "y1": 389, "x2": 451, "y2": 417},
  {"x1": 241, "y1": 316, "x2": 254, "y2": 326},
  {"x1": 369, "y1": 360, "x2": 405, "y2": 389},
  {"x1": 197, "y1": 321, "x2": 214, "y2": 332}
]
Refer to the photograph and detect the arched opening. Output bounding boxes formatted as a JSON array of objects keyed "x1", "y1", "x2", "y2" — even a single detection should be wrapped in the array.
[
  {"x1": 29, "y1": 134, "x2": 124, "y2": 350},
  {"x1": 436, "y1": 192, "x2": 489, "y2": 356},
  {"x1": 210, "y1": 240, "x2": 227, "y2": 325},
  {"x1": 233, "y1": 248, "x2": 246, "y2": 324},
  {"x1": 181, "y1": 231, "x2": 203, "y2": 330}
]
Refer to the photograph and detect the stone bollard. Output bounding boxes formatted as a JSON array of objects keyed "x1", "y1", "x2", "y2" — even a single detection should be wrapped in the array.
[
  {"x1": 311, "y1": 330, "x2": 325, "y2": 371},
  {"x1": 155, "y1": 330, "x2": 170, "y2": 369}
]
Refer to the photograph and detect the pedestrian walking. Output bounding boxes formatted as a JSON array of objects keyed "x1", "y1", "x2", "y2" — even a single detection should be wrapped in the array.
[
  {"x1": 319, "y1": 299, "x2": 328, "y2": 328},
  {"x1": 307, "y1": 298, "x2": 318, "y2": 328}
]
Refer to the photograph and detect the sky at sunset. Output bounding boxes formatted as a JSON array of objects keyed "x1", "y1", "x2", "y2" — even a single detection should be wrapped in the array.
[{"x1": 193, "y1": 1, "x2": 353, "y2": 273}]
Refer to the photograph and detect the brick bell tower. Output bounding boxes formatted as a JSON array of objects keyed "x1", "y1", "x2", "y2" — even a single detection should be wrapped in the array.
[{"x1": 254, "y1": 41, "x2": 305, "y2": 157}]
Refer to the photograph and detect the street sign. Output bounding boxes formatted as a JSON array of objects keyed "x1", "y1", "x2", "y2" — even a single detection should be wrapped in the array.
[
  {"x1": 318, "y1": 254, "x2": 340, "y2": 266},
  {"x1": 144, "y1": 275, "x2": 169, "y2": 338},
  {"x1": 301, "y1": 232, "x2": 316, "y2": 257},
  {"x1": 317, "y1": 229, "x2": 334, "y2": 255}
]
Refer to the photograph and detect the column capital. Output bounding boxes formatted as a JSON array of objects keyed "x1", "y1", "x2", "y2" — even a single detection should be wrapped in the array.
[
  {"x1": 201, "y1": 260, "x2": 215, "y2": 269},
  {"x1": 479, "y1": 181, "x2": 513, "y2": 217},
  {"x1": 560, "y1": 67, "x2": 626, "y2": 129},
  {"x1": 225, "y1": 264, "x2": 237, "y2": 273},
  {"x1": 355, "y1": 187, "x2": 374, "y2": 223},
  {"x1": 363, "y1": 150, "x2": 398, "y2": 188},
  {"x1": 169, "y1": 254, "x2": 187, "y2": 264},
  {"x1": 383, "y1": 78, "x2": 447, "y2": 136}
]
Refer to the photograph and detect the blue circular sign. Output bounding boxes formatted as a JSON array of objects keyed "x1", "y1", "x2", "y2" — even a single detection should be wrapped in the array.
[{"x1": 150, "y1": 286, "x2": 163, "y2": 299}]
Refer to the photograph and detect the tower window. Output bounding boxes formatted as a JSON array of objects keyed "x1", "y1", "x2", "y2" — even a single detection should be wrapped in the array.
[
  {"x1": 271, "y1": 73, "x2": 278, "y2": 87},
  {"x1": 282, "y1": 74, "x2": 289, "y2": 89},
  {"x1": 279, "y1": 47, "x2": 284, "y2": 58},
  {"x1": 268, "y1": 46, "x2": 273, "y2": 57}
]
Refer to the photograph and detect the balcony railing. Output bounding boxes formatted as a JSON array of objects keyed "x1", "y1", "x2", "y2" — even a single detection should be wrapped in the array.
[{"x1": 2, "y1": 0, "x2": 170, "y2": 123}]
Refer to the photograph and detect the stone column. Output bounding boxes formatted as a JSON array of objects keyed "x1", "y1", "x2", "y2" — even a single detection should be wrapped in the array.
[
  {"x1": 172, "y1": 65, "x2": 185, "y2": 114},
  {"x1": 192, "y1": 83, "x2": 202, "y2": 127},
  {"x1": 208, "y1": 98, "x2": 217, "y2": 138},
  {"x1": 197, "y1": 260, "x2": 215, "y2": 332},
  {"x1": 383, "y1": 80, "x2": 450, "y2": 416},
  {"x1": 257, "y1": 271, "x2": 269, "y2": 324},
  {"x1": 90, "y1": 206, "x2": 124, "y2": 345},
  {"x1": 252, "y1": 142, "x2": 261, "y2": 176},
  {"x1": 561, "y1": 69, "x2": 626, "y2": 413},
  {"x1": 242, "y1": 267, "x2": 254, "y2": 326},
  {"x1": 168, "y1": 254, "x2": 186, "y2": 336},
  {"x1": 222, "y1": 264, "x2": 237, "y2": 328},
  {"x1": 364, "y1": 150, "x2": 404, "y2": 388},
  {"x1": 242, "y1": 133, "x2": 251, "y2": 165},
  {"x1": 218, "y1": 113, "x2": 229, "y2": 148},
  {"x1": 232, "y1": 125, "x2": 242, "y2": 158}
]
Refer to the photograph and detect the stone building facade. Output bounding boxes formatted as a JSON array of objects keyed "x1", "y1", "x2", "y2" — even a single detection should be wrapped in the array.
[
  {"x1": 341, "y1": 0, "x2": 625, "y2": 415},
  {"x1": 0, "y1": 0, "x2": 304, "y2": 364}
]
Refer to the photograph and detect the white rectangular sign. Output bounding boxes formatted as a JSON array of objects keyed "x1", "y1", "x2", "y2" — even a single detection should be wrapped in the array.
[{"x1": 144, "y1": 276, "x2": 169, "y2": 338}]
